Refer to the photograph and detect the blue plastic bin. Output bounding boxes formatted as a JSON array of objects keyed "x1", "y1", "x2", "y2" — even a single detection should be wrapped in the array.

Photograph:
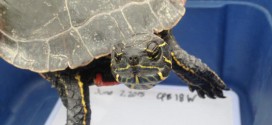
[{"x1": 0, "y1": 1, "x2": 271, "y2": 125}]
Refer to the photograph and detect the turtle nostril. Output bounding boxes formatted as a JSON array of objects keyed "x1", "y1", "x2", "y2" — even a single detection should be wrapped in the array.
[{"x1": 128, "y1": 56, "x2": 139, "y2": 65}]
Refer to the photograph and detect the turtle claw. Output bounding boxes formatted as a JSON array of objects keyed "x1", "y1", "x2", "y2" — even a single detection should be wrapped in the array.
[
  {"x1": 189, "y1": 85, "x2": 216, "y2": 99},
  {"x1": 189, "y1": 85, "x2": 196, "y2": 92},
  {"x1": 202, "y1": 84, "x2": 227, "y2": 99},
  {"x1": 213, "y1": 87, "x2": 226, "y2": 98},
  {"x1": 196, "y1": 89, "x2": 205, "y2": 98},
  {"x1": 223, "y1": 86, "x2": 231, "y2": 91},
  {"x1": 206, "y1": 91, "x2": 216, "y2": 99},
  {"x1": 188, "y1": 81, "x2": 228, "y2": 99}
]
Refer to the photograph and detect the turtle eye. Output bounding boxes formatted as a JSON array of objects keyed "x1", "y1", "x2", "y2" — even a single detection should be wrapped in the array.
[
  {"x1": 146, "y1": 41, "x2": 161, "y2": 60},
  {"x1": 114, "y1": 43, "x2": 124, "y2": 62},
  {"x1": 114, "y1": 52, "x2": 123, "y2": 62}
]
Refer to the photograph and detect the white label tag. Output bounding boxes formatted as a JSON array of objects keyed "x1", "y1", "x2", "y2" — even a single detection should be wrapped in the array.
[{"x1": 46, "y1": 85, "x2": 241, "y2": 125}]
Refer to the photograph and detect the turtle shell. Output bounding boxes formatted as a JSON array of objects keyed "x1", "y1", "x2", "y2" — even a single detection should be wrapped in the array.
[{"x1": 0, "y1": 0, "x2": 186, "y2": 73}]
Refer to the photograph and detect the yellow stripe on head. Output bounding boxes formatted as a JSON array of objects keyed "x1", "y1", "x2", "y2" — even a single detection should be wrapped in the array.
[
  {"x1": 138, "y1": 65, "x2": 161, "y2": 70},
  {"x1": 163, "y1": 56, "x2": 172, "y2": 65},
  {"x1": 159, "y1": 42, "x2": 167, "y2": 47},
  {"x1": 135, "y1": 75, "x2": 140, "y2": 84},
  {"x1": 116, "y1": 74, "x2": 120, "y2": 82},
  {"x1": 116, "y1": 53, "x2": 123, "y2": 56},
  {"x1": 146, "y1": 49, "x2": 154, "y2": 53},
  {"x1": 157, "y1": 72, "x2": 167, "y2": 80},
  {"x1": 115, "y1": 65, "x2": 131, "y2": 71}
]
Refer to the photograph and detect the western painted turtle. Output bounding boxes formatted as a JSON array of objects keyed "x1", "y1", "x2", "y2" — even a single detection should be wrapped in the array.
[{"x1": 0, "y1": 0, "x2": 229, "y2": 125}]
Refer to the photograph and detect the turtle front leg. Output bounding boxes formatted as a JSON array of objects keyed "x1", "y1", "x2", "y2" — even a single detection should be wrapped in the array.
[
  {"x1": 161, "y1": 30, "x2": 229, "y2": 98},
  {"x1": 42, "y1": 72, "x2": 91, "y2": 125}
]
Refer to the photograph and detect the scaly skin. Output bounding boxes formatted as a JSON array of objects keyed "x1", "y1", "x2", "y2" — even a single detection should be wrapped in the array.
[
  {"x1": 161, "y1": 30, "x2": 229, "y2": 99},
  {"x1": 42, "y1": 72, "x2": 91, "y2": 125},
  {"x1": 41, "y1": 57, "x2": 117, "y2": 125}
]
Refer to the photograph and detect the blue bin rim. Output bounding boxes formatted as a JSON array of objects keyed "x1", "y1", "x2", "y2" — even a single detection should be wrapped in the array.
[{"x1": 186, "y1": 1, "x2": 272, "y2": 29}]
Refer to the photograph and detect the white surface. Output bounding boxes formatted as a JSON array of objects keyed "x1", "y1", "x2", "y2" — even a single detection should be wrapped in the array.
[{"x1": 46, "y1": 85, "x2": 241, "y2": 125}]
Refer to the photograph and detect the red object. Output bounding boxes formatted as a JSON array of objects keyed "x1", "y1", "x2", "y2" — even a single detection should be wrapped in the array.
[{"x1": 94, "y1": 73, "x2": 120, "y2": 86}]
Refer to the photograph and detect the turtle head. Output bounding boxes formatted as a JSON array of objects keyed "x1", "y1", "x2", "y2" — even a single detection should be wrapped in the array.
[{"x1": 111, "y1": 34, "x2": 172, "y2": 90}]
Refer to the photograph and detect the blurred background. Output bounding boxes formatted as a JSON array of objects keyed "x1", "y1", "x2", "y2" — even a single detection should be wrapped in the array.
[{"x1": 0, "y1": 0, "x2": 272, "y2": 125}]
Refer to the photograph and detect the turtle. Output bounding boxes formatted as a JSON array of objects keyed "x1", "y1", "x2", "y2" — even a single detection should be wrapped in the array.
[{"x1": 0, "y1": 0, "x2": 229, "y2": 125}]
